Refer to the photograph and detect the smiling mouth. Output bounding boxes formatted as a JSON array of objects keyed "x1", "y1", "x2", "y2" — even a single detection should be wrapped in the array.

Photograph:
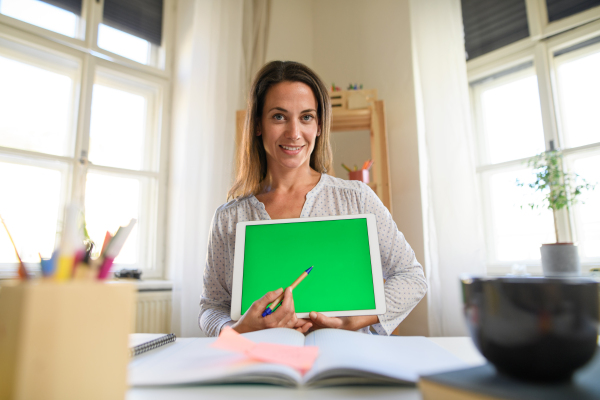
[{"x1": 280, "y1": 145, "x2": 304, "y2": 151}]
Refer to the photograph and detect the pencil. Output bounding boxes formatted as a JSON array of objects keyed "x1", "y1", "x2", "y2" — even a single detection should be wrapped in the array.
[
  {"x1": 0, "y1": 214, "x2": 29, "y2": 279},
  {"x1": 262, "y1": 266, "x2": 313, "y2": 317}
]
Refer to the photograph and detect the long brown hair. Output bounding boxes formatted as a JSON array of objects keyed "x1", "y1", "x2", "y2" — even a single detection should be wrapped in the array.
[{"x1": 227, "y1": 61, "x2": 332, "y2": 200}]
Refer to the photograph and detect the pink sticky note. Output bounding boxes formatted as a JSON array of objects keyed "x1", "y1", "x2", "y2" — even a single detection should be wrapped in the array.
[
  {"x1": 246, "y1": 343, "x2": 319, "y2": 372},
  {"x1": 211, "y1": 327, "x2": 255, "y2": 353}
]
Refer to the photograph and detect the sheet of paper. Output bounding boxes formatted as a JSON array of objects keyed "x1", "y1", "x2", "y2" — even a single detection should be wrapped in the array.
[
  {"x1": 247, "y1": 343, "x2": 319, "y2": 372},
  {"x1": 211, "y1": 328, "x2": 319, "y2": 372},
  {"x1": 210, "y1": 327, "x2": 255, "y2": 353}
]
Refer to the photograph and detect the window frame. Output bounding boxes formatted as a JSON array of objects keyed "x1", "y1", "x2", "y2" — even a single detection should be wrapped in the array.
[
  {"x1": 0, "y1": 0, "x2": 173, "y2": 279},
  {"x1": 0, "y1": 0, "x2": 174, "y2": 76},
  {"x1": 467, "y1": 0, "x2": 600, "y2": 275}
]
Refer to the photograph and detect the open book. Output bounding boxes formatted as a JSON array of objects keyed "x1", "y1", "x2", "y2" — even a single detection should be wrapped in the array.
[{"x1": 128, "y1": 328, "x2": 468, "y2": 388}]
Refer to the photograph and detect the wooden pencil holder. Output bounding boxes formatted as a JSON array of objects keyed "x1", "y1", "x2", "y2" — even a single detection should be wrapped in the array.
[
  {"x1": 348, "y1": 169, "x2": 370, "y2": 184},
  {"x1": 0, "y1": 281, "x2": 136, "y2": 400}
]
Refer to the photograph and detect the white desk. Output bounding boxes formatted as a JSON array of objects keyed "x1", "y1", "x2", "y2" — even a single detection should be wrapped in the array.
[{"x1": 127, "y1": 336, "x2": 486, "y2": 400}]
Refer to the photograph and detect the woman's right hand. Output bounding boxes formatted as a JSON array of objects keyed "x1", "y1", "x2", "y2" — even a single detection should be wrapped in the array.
[{"x1": 231, "y1": 287, "x2": 312, "y2": 334}]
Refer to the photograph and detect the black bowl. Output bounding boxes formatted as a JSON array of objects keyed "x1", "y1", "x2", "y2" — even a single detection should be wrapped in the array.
[{"x1": 461, "y1": 276, "x2": 599, "y2": 382}]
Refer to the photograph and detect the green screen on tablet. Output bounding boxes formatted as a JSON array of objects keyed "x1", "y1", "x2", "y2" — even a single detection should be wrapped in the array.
[{"x1": 240, "y1": 218, "x2": 376, "y2": 314}]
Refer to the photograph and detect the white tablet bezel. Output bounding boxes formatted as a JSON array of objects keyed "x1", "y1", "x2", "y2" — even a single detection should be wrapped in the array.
[{"x1": 230, "y1": 214, "x2": 386, "y2": 321}]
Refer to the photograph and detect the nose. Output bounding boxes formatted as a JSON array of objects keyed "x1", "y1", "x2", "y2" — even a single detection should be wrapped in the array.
[{"x1": 285, "y1": 119, "x2": 301, "y2": 141}]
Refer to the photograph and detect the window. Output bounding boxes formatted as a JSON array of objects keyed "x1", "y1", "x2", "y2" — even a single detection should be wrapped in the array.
[
  {"x1": 0, "y1": 0, "x2": 172, "y2": 278},
  {"x1": 464, "y1": 0, "x2": 600, "y2": 273},
  {"x1": 98, "y1": 0, "x2": 164, "y2": 66},
  {"x1": 0, "y1": 0, "x2": 81, "y2": 38}
]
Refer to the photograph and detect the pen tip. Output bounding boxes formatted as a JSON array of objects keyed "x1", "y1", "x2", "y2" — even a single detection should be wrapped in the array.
[{"x1": 306, "y1": 266, "x2": 313, "y2": 274}]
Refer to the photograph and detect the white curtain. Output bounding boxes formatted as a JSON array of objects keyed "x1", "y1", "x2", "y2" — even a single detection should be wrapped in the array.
[
  {"x1": 409, "y1": 0, "x2": 487, "y2": 336},
  {"x1": 241, "y1": 0, "x2": 271, "y2": 98},
  {"x1": 168, "y1": 0, "x2": 244, "y2": 337}
]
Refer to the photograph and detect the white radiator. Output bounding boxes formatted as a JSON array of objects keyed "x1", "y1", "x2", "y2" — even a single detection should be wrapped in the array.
[{"x1": 135, "y1": 290, "x2": 172, "y2": 333}]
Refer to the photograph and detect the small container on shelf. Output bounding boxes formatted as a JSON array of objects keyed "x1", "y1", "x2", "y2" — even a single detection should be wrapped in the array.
[
  {"x1": 343, "y1": 160, "x2": 373, "y2": 184},
  {"x1": 349, "y1": 169, "x2": 370, "y2": 184}
]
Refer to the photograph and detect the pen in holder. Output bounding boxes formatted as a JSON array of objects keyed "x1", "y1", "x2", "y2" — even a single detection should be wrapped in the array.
[
  {"x1": 348, "y1": 169, "x2": 370, "y2": 184},
  {"x1": 343, "y1": 160, "x2": 372, "y2": 184}
]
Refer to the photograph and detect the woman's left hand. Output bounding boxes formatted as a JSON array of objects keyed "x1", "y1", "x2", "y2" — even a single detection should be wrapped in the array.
[
  {"x1": 307, "y1": 312, "x2": 379, "y2": 332},
  {"x1": 294, "y1": 318, "x2": 313, "y2": 334}
]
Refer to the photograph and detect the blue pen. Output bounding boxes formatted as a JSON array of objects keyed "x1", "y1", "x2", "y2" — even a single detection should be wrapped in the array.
[{"x1": 262, "y1": 266, "x2": 313, "y2": 317}]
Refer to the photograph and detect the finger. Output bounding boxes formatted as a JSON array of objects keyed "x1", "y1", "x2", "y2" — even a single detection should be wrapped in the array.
[
  {"x1": 268, "y1": 288, "x2": 295, "y2": 326},
  {"x1": 294, "y1": 318, "x2": 310, "y2": 329},
  {"x1": 296, "y1": 322, "x2": 313, "y2": 333},
  {"x1": 309, "y1": 311, "x2": 343, "y2": 329},
  {"x1": 253, "y1": 288, "x2": 283, "y2": 312},
  {"x1": 278, "y1": 288, "x2": 297, "y2": 327},
  {"x1": 280, "y1": 287, "x2": 294, "y2": 310},
  {"x1": 271, "y1": 287, "x2": 293, "y2": 314}
]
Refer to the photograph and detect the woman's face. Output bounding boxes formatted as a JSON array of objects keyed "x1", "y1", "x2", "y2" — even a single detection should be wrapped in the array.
[{"x1": 259, "y1": 81, "x2": 319, "y2": 173}]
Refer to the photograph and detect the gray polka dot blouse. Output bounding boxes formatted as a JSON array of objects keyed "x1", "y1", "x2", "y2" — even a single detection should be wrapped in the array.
[{"x1": 199, "y1": 174, "x2": 428, "y2": 337}]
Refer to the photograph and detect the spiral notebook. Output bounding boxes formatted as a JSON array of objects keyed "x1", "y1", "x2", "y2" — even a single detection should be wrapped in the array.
[{"x1": 129, "y1": 333, "x2": 176, "y2": 357}]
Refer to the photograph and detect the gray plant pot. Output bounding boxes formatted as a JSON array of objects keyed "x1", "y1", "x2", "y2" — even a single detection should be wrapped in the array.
[{"x1": 540, "y1": 243, "x2": 581, "y2": 277}]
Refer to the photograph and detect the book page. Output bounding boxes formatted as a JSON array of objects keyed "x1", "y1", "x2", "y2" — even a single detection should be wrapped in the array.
[
  {"x1": 302, "y1": 329, "x2": 469, "y2": 386},
  {"x1": 243, "y1": 327, "x2": 306, "y2": 347},
  {"x1": 128, "y1": 329, "x2": 305, "y2": 387}
]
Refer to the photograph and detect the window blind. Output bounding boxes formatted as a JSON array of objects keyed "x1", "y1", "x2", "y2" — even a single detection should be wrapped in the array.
[
  {"x1": 461, "y1": 0, "x2": 529, "y2": 60},
  {"x1": 470, "y1": 61, "x2": 533, "y2": 87},
  {"x1": 546, "y1": 0, "x2": 600, "y2": 22},
  {"x1": 39, "y1": 0, "x2": 82, "y2": 15},
  {"x1": 554, "y1": 35, "x2": 600, "y2": 57},
  {"x1": 103, "y1": 0, "x2": 163, "y2": 46}
]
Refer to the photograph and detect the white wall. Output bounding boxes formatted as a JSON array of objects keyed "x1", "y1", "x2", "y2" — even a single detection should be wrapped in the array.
[
  {"x1": 265, "y1": 0, "x2": 314, "y2": 67},
  {"x1": 329, "y1": 130, "x2": 371, "y2": 178}
]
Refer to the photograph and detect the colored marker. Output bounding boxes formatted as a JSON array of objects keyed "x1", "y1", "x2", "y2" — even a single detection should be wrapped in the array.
[
  {"x1": 262, "y1": 266, "x2": 313, "y2": 317},
  {"x1": 97, "y1": 218, "x2": 137, "y2": 280}
]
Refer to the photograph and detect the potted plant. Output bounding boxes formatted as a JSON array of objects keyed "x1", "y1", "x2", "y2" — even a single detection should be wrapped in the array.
[{"x1": 517, "y1": 146, "x2": 595, "y2": 276}]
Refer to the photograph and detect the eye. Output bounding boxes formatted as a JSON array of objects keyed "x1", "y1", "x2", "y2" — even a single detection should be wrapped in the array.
[
  {"x1": 273, "y1": 113, "x2": 285, "y2": 121},
  {"x1": 302, "y1": 114, "x2": 315, "y2": 121}
]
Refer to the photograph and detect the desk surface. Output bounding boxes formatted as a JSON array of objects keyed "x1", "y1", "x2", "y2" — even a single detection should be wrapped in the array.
[{"x1": 127, "y1": 336, "x2": 486, "y2": 400}]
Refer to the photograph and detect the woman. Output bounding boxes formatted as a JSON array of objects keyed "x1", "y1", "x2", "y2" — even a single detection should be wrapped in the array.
[{"x1": 199, "y1": 61, "x2": 427, "y2": 337}]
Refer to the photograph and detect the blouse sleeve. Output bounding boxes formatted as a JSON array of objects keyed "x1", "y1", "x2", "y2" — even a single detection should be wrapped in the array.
[
  {"x1": 362, "y1": 184, "x2": 428, "y2": 336},
  {"x1": 198, "y1": 210, "x2": 234, "y2": 337}
]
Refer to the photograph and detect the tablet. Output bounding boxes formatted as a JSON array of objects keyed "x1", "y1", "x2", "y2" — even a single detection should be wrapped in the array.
[{"x1": 230, "y1": 214, "x2": 386, "y2": 320}]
